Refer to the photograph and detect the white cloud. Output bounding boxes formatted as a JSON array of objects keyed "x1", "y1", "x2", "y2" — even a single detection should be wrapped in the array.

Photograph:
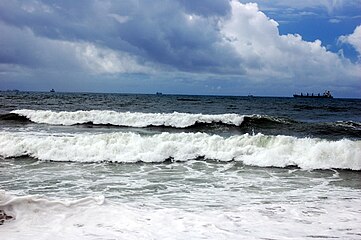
[
  {"x1": 219, "y1": 1, "x2": 360, "y2": 83},
  {"x1": 74, "y1": 43, "x2": 152, "y2": 74},
  {"x1": 339, "y1": 25, "x2": 361, "y2": 57},
  {"x1": 329, "y1": 18, "x2": 341, "y2": 23}
]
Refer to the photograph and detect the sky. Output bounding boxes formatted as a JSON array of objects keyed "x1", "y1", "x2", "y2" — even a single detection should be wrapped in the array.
[{"x1": 0, "y1": 0, "x2": 360, "y2": 97}]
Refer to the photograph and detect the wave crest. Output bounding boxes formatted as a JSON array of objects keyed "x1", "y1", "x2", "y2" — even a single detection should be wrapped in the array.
[
  {"x1": 0, "y1": 131, "x2": 360, "y2": 170},
  {"x1": 11, "y1": 109, "x2": 246, "y2": 128}
]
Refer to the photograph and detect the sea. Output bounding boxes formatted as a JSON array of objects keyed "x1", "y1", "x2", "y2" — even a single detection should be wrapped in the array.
[{"x1": 0, "y1": 91, "x2": 360, "y2": 240}]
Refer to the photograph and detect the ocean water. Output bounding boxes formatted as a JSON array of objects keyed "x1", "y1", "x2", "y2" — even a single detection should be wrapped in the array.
[{"x1": 0, "y1": 92, "x2": 360, "y2": 239}]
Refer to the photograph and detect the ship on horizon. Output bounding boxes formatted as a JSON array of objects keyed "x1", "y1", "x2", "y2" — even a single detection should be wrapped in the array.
[{"x1": 293, "y1": 90, "x2": 333, "y2": 99}]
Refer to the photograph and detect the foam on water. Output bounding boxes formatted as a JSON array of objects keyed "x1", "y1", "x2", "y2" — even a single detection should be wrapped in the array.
[
  {"x1": 11, "y1": 109, "x2": 245, "y2": 127},
  {"x1": 0, "y1": 131, "x2": 360, "y2": 170},
  {"x1": 1, "y1": 189, "x2": 361, "y2": 240}
]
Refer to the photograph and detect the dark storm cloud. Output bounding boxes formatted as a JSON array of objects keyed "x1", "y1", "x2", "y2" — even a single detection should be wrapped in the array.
[
  {"x1": 0, "y1": 22, "x2": 80, "y2": 70},
  {"x1": 0, "y1": 1, "x2": 108, "y2": 41},
  {"x1": 0, "y1": 0, "x2": 243, "y2": 74},
  {"x1": 112, "y1": 1, "x2": 242, "y2": 73}
]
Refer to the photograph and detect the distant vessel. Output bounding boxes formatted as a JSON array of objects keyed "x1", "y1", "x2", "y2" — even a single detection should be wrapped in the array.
[
  {"x1": 293, "y1": 90, "x2": 333, "y2": 99},
  {"x1": 156, "y1": 92, "x2": 163, "y2": 95},
  {"x1": 50, "y1": 89, "x2": 55, "y2": 92}
]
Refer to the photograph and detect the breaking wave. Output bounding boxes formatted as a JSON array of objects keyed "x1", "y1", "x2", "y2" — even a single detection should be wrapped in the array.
[
  {"x1": 6, "y1": 109, "x2": 298, "y2": 133},
  {"x1": 10, "y1": 109, "x2": 246, "y2": 128},
  {"x1": 5, "y1": 110, "x2": 360, "y2": 140},
  {"x1": 0, "y1": 131, "x2": 360, "y2": 170}
]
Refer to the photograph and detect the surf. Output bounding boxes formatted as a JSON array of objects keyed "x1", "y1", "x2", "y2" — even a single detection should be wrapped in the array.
[
  {"x1": 1, "y1": 131, "x2": 360, "y2": 170},
  {"x1": 10, "y1": 109, "x2": 246, "y2": 128}
]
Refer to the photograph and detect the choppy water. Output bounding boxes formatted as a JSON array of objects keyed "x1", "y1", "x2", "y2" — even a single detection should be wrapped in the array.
[{"x1": 0, "y1": 92, "x2": 360, "y2": 239}]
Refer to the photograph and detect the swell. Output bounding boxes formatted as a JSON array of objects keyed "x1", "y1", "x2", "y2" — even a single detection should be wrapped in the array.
[
  {"x1": 10, "y1": 109, "x2": 245, "y2": 128},
  {"x1": 2, "y1": 110, "x2": 287, "y2": 132},
  {"x1": 0, "y1": 113, "x2": 31, "y2": 123},
  {"x1": 78, "y1": 118, "x2": 361, "y2": 140},
  {"x1": 5, "y1": 110, "x2": 361, "y2": 140},
  {"x1": 239, "y1": 116, "x2": 361, "y2": 140},
  {"x1": 0, "y1": 131, "x2": 360, "y2": 170},
  {"x1": 2, "y1": 110, "x2": 295, "y2": 134}
]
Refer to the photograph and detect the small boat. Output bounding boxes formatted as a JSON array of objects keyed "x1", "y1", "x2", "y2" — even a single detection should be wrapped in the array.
[
  {"x1": 50, "y1": 89, "x2": 55, "y2": 93},
  {"x1": 293, "y1": 90, "x2": 333, "y2": 99},
  {"x1": 156, "y1": 92, "x2": 163, "y2": 96}
]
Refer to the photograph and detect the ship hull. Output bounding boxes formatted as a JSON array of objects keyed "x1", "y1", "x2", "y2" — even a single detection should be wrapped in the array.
[{"x1": 293, "y1": 95, "x2": 333, "y2": 99}]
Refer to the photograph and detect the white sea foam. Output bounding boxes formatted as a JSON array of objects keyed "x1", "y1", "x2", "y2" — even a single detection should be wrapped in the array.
[
  {"x1": 0, "y1": 131, "x2": 360, "y2": 170},
  {"x1": 1, "y1": 190, "x2": 361, "y2": 240},
  {"x1": 11, "y1": 109, "x2": 245, "y2": 127}
]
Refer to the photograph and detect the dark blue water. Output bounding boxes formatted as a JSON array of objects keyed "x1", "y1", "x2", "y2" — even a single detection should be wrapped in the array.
[{"x1": 1, "y1": 91, "x2": 360, "y2": 140}]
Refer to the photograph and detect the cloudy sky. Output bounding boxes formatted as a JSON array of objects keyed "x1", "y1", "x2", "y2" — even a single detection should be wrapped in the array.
[{"x1": 0, "y1": 0, "x2": 360, "y2": 97}]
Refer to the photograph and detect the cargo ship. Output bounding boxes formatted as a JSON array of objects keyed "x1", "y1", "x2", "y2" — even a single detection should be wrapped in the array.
[{"x1": 293, "y1": 90, "x2": 333, "y2": 98}]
